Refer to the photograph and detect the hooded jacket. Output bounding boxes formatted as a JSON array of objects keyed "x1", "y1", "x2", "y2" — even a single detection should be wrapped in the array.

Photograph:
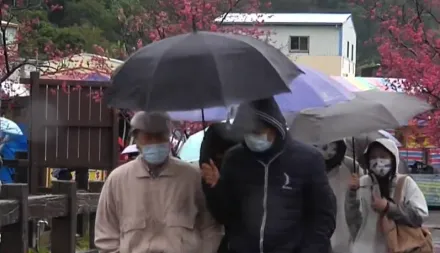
[
  {"x1": 345, "y1": 132, "x2": 409, "y2": 174},
  {"x1": 345, "y1": 138, "x2": 429, "y2": 253},
  {"x1": 328, "y1": 156, "x2": 363, "y2": 253},
  {"x1": 317, "y1": 139, "x2": 364, "y2": 253},
  {"x1": 199, "y1": 123, "x2": 242, "y2": 168},
  {"x1": 200, "y1": 123, "x2": 242, "y2": 253},
  {"x1": 203, "y1": 98, "x2": 336, "y2": 253}
]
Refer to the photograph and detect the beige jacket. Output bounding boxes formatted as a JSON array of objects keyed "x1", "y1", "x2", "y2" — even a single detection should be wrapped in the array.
[{"x1": 95, "y1": 156, "x2": 222, "y2": 253}]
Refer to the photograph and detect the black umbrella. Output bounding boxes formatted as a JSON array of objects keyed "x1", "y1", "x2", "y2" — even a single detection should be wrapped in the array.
[{"x1": 104, "y1": 31, "x2": 302, "y2": 111}]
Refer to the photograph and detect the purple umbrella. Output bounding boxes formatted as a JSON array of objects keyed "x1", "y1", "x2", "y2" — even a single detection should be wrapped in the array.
[
  {"x1": 169, "y1": 107, "x2": 230, "y2": 121},
  {"x1": 169, "y1": 66, "x2": 354, "y2": 121}
]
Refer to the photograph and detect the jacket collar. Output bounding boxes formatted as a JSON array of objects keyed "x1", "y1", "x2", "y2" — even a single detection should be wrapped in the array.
[{"x1": 134, "y1": 156, "x2": 176, "y2": 178}]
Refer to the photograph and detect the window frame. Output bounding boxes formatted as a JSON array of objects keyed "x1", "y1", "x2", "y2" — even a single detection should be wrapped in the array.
[
  {"x1": 351, "y1": 44, "x2": 354, "y2": 61},
  {"x1": 289, "y1": 36, "x2": 310, "y2": 53}
]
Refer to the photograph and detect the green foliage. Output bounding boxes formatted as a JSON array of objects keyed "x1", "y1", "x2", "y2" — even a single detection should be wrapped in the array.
[{"x1": 55, "y1": 0, "x2": 120, "y2": 41}]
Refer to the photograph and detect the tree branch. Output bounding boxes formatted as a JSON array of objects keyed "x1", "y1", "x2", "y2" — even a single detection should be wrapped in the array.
[
  {"x1": 218, "y1": 0, "x2": 242, "y2": 26},
  {"x1": 1, "y1": 16, "x2": 16, "y2": 75},
  {"x1": 0, "y1": 60, "x2": 28, "y2": 83}
]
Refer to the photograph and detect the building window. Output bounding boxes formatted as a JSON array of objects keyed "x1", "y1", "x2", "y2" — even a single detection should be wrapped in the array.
[
  {"x1": 347, "y1": 41, "x2": 350, "y2": 58},
  {"x1": 289, "y1": 36, "x2": 309, "y2": 52},
  {"x1": 351, "y1": 44, "x2": 354, "y2": 61}
]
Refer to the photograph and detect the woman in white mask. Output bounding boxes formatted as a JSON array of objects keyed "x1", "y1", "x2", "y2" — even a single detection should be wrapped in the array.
[{"x1": 345, "y1": 138, "x2": 428, "y2": 253}]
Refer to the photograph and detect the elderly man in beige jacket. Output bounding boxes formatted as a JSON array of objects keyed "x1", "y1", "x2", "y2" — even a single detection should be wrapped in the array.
[{"x1": 95, "y1": 111, "x2": 222, "y2": 253}]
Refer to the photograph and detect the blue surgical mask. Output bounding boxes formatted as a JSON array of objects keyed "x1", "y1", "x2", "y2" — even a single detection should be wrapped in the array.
[
  {"x1": 244, "y1": 133, "x2": 273, "y2": 152},
  {"x1": 141, "y1": 143, "x2": 170, "y2": 164}
]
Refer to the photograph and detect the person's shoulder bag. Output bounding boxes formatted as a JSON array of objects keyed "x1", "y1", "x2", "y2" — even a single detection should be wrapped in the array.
[{"x1": 381, "y1": 175, "x2": 434, "y2": 253}]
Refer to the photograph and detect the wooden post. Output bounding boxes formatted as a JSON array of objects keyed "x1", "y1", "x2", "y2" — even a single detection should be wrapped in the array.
[
  {"x1": 88, "y1": 181, "x2": 104, "y2": 249},
  {"x1": 51, "y1": 181, "x2": 77, "y2": 253},
  {"x1": 29, "y1": 71, "x2": 40, "y2": 194},
  {"x1": 14, "y1": 151, "x2": 29, "y2": 183},
  {"x1": 111, "y1": 109, "x2": 119, "y2": 174},
  {"x1": 28, "y1": 71, "x2": 41, "y2": 250},
  {"x1": 0, "y1": 184, "x2": 29, "y2": 253},
  {"x1": 88, "y1": 181, "x2": 104, "y2": 193},
  {"x1": 76, "y1": 168, "x2": 89, "y2": 237}
]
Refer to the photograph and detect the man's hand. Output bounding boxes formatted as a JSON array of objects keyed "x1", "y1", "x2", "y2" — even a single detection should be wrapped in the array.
[
  {"x1": 348, "y1": 173, "x2": 360, "y2": 191},
  {"x1": 371, "y1": 192, "x2": 389, "y2": 213},
  {"x1": 201, "y1": 159, "x2": 220, "y2": 187}
]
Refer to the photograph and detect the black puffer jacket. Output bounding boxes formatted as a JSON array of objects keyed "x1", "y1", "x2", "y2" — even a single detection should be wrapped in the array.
[
  {"x1": 203, "y1": 98, "x2": 336, "y2": 253},
  {"x1": 200, "y1": 123, "x2": 242, "y2": 253}
]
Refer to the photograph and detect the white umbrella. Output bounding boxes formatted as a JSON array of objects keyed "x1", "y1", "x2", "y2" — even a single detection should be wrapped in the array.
[
  {"x1": 378, "y1": 130, "x2": 402, "y2": 147},
  {"x1": 178, "y1": 129, "x2": 205, "y2": 162},
  {"x1": 290, "y1": 91, "x2": 432, "y2": 144},
  {"x1": 121, "y1": 144, "x2": 138, "y2": 154},
  {"x1": 0, "y1": 117, "x2": 23, "y2": 136}
]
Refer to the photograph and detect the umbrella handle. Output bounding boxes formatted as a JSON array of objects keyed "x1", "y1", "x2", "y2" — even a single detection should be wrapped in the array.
[{"x1": 201, "y1": 109, "x2": 207, "y2": 130}]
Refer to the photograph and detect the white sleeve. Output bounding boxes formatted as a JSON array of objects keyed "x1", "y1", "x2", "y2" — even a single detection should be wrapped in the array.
[{"x1": 404, "y1": 177, "x2": 429, "y2": 219}]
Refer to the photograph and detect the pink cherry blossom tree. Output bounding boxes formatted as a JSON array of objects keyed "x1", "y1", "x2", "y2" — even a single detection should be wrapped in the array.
[{"x1": 354, "y1": 0, "x2": 440, "y2": 143}]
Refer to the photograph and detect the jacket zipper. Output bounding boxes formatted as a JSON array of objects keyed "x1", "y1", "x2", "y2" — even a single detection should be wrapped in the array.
[{"x1": 257, "y1": 152, "x2": 283, "y2": 253}]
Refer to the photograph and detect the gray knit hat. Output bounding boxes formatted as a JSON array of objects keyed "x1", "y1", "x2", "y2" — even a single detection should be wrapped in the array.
[{"x1": 130, "y1": 111, "x2": 171, "y2": 135}]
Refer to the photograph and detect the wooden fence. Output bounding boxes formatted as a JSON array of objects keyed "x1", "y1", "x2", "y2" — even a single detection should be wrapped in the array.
[
  {"x1": 0, "y1": 180, "x2": 103, "y2": 253},
  {"x1": 20, "y1": 72, "x2": 118, "y2": 194}
]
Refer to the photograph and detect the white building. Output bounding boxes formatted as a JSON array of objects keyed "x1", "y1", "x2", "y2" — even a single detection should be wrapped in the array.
[
  {"x1": 217, "y1": 13, "x2": 357, "y2": 77},
  {"x1": 1, "y1": 20, "x2": 18, "y2": 45}
]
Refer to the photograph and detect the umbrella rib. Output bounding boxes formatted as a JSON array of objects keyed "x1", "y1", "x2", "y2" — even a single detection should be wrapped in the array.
[
  {"x1": 212, "y1": 32, "x2": 288, "y2": 102},
  {"x1": 144, "y1": 35, "x2": 187, "y2": 111},
  {"x1": 201, "y1": 35, "x2": 226, "y2": 107}
]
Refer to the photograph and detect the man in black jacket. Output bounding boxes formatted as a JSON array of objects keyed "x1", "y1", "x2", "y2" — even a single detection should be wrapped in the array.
[
  {"x1": 201, "y1": 98, "x2": 336, "y2": 253},
  {"x1": 199, "y1": 122, "x2": 242, "y2": 253}
]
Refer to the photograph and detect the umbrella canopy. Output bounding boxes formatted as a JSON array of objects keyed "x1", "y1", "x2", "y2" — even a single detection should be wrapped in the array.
[
  {"x1": 0, "y1": 117, "x2": 23, "y2": 136},
  {"x1": 169, "y1": 106, "x2": 235, "y2": 122},
  {"x1": 121, "y1": 144, "x2": 138, "y2": 155},
  {"x1": 168, "y1": 65, "x2": 354, "y2": 121},
  {"x1": 178, "y1": 129, "x2": 205, "y2": 162},
  {"x1": 105, "y1": 31, "x2": 301, "y2": 112},
  {"x1": 289, "y1": 90, "x2": 432, "y2": 144},
  {"x1": 377, "y1": 130, "x2": 401, "y2": 147}
]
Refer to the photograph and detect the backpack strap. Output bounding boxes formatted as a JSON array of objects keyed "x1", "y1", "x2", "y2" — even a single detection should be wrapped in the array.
[{"x1": 393, "y1": 175, "x2": 408, "y2": 203}]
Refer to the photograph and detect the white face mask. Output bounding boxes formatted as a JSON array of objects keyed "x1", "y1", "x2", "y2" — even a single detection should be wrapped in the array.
[
  {"x1": 369, "y1": 158, "x2": 392, "y2": 177},
  {"x1": 316, "y1": 142, "x2": 338, "y2": 160}
]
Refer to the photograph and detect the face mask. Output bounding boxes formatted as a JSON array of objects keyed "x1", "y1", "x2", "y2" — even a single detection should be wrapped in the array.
[
  {"x1": 316, "y1": 142, "x2": 338, "y2": 160},
  {"x1": 141, "y1": 143, "x2": 169, "y2": 165},
  {"x1": 244, "y1": 133, "x2": 273, "y2": 152},
  {"x1": 369, "y1": 158, "x2": 392, "y2": 177}
]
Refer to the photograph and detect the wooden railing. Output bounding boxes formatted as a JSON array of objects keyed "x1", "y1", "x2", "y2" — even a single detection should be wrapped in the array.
[{"x1": 0, "y1": 181, "x2": 103, "y2": 253}]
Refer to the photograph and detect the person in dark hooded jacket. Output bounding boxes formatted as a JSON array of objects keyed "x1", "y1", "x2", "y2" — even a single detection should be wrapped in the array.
[
  {"x1": 199, "y1": 123, "x2": 242, "y2": 170},
  {"x1": 199, "y1": 122, "x2": 242, "y2": 253},
  {"x1": 201, "y1": 98, "x2": 336, "y2": 253}
]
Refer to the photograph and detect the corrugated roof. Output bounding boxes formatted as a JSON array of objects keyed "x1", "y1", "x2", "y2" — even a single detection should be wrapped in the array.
[{"x1": 216, "y1": 13, "x2": 351, "y2": 25}]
